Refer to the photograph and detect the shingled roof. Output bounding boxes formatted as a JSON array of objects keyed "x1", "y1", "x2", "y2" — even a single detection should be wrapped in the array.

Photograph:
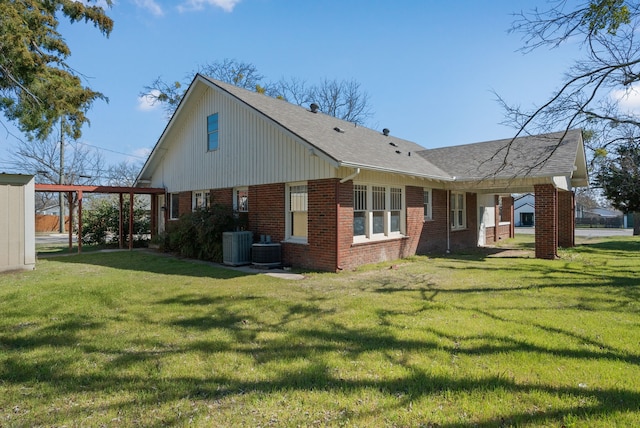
[
  {"x1": 417, "y1": 130, "x2": 587, "y2": 182},
  {"x1": 139, "y1": 74, "x2": 588, "y2": 191},
  {"x1": 203, "y1": 76, "x2": 451, "y2": 180}
]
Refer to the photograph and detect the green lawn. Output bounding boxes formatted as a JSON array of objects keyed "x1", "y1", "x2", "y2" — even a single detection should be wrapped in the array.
[{"x1": 1, "y1": 236, "x2": 639, "y2": 427}]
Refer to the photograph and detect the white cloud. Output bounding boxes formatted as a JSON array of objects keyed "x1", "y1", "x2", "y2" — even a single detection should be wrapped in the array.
[
  {"x1": 611, "y1": 84, "x2": 640, "y2": 117},
  {"x1": 177, "y1": 0, "x2": 241, "y2": 13},
  {"x1": 132, "y1": 147, "x2": 152, "y2": 159},
  {"x1": 133, "y1": 0, "x2": 164, "y2": 16},
  {"x1": 137, "y1": 90, "x2": 161, "y2": 112}
]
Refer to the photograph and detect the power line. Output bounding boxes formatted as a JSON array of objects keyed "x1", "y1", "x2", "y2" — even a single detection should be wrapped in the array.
[{"x1": 75, "y1": 141, "x2": 148, "y2": 159}]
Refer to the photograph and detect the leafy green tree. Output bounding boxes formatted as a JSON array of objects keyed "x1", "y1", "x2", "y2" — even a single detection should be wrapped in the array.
[
  {"x1": 595, "y1": 141, "x2": 640, "y2": 234},
  {"x1": 0, "y1": 0, "x2": 113, "y2": 141},
  {"x1": 82, "y1": 197, "x2": 151, "y2": 246}
]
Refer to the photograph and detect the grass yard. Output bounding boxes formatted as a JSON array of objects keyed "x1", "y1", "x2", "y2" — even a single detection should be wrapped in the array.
[{"x1": 1, "y1": 235, "x2": 639, "y2": 427}]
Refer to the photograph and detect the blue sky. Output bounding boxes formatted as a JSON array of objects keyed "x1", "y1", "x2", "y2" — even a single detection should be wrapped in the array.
[{"x1": 1, "y1": 0, "x2": 583, "y2": 175}]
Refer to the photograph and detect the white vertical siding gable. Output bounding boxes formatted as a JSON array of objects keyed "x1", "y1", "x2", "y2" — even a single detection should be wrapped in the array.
[{"x1": 151, "y1": 84, "x2": 336, "y2": 191}]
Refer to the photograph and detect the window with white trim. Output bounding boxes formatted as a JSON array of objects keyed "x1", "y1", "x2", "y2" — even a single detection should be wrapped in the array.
[
  {"x1": 390, "y1": 187, "x2": 402, "y2": 233},
  {"x1": 207, "y1": 113, "x2": 219, "y2": 151},
  {"x1": 372, "y1": 186, "x2": 386, "y2": 235},
  {"x1": 169, "y1": 193, "x2": 180, "y2": 220},
  {"x1": 192, "y1": 190, "x2": 210, "y2": 210},
  {"x1": 352, "y1": 184, "x2": 405, "y2": 241},
  {"x1": 234, "y1": 187, "x2": 248, "y2": 212},
  {"x1": 424, "y1": 188, "x2": 432, "y2": 220},
  {"x1": 450, "y1": 191, "x2": 466, "y2": 230},
  {"x1": 353, "y1": 184, "x2": 367, "y2": 237},
  {"x1": 288, "y1": 183, "x2": 308, "y2": 241}
]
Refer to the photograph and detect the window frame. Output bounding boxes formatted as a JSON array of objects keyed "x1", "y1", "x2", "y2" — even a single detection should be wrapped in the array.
[
  {"x1": 286, "y1": 182, "x2": 308, "y2": 243},
  {"x1": 207, "y1": 113, "x2": 219, "y2": 151},
  {"x1": 450, "y1": 191, "x2": 467, "y2": 230},
  {"x1": 353, "y1": 184, "x2": 367, "y2": 237},
  {"x1": 192, "y1": 190, "x2": 210, "y2": 211},
  {"x1": 352, "y1": 183, "x2": 405, "y2": 243},
  {"x1": 169, "y1": 193, "x2": 180, "y2": 220},
  {"x1": 234, "y1": 187, "x2": 249, "y2": 213},
  {"x1": 423, "y1": 188, "x2": 433, "y2": 221}
]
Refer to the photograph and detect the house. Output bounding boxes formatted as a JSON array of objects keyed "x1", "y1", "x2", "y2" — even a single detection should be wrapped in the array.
[
  {"x1": 0, "y1": 174, "x2": 36, "y2": 272},
  {"x1": 136, "y1": 75, "x2": 588, "y2": 271},
  {"x1": 514, "y1": 193, "x2": 535, "y2": 227}
]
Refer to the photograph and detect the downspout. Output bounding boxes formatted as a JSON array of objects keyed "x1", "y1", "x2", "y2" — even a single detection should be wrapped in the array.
[
  {"x1": 446, "y1": 189, "x2": 451, "y2": 254},
  {"x1": 337, "y1": 168, "x2": 360, "y2": 271},
  {"x1": 335, "y1": 180, "x2": 342, "y2": 271}
]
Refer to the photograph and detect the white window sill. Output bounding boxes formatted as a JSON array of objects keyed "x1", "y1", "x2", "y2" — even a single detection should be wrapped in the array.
[
  {"x1": 283, "y1": 237, "x2": 308, "y2": 245},
  {"x1": 352, "y1": 234, "x2": 407, "y2": 245}
]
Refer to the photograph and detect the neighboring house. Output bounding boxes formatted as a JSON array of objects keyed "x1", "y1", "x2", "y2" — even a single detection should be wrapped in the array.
[
  {"x1": 0, "y1": 174, "x2": 36, "y2": 272},
  {"x1": 136, "y1": 75, "x2": 589, "y2": 271},
  {"x1": 514, "y1": 193, "x2": 535, "y2": 227},
  {"x1": 577, "y1": 206, "x2": 624, "y2": 228}
]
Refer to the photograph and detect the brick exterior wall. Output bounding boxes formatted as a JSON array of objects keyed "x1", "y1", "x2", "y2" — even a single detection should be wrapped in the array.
[
  {"x1": 303, "y1": 179, "x2": 339, "y2": 271},
  {"x1": 558, "y1": 190, "x2": 575, "y2": 248},
  {"x1": 534, "y1": 184, "x2": 558, "y2": 259},
  {"x1": 336, "y1": 180, "x2": 354, "y2": 270},
  {"x1": 164, "y1": 182, "x2": 489, "y2": 271},
  {"x1": 210, "y1": 188, "x2": 233, "y2": 210},
  {"x1": 247, "y1": 183, "x2": 286, "y2": 243},
  {"x1": 417, "y1": 189, "x2": 449, "y2": 253},
  {"x1": 178, "y1": 191, "x2": 192, "y2": 218},
  {"x1": 335, "y1": 184, "x2": 424, "y2": 270},
  {"x1": 449, "y1": 192, "x2": 478, "y2": 251},
  {"x1": 485, "y1": 226, "x2": 496, "y2": 243},
  {"x1": 244, "y1": 180, "x2": 338, "y2": 271},
  {"x1": 489, "y1": 196, "x2": 515, "y2": 243}
]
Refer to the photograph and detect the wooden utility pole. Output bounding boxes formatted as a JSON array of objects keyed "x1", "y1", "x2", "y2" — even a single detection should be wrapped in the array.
[{"x1": 58, "y1": 119, "x2": 65, "y2": 233}]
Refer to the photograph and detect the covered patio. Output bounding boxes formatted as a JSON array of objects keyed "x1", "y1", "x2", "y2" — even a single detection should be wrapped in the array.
[
  {"x1": 35, "y1": 184, "x2": 165, "y2": 253},
  {"x1": 423, "y1": 130, "x2": 589, "y2": 259}
]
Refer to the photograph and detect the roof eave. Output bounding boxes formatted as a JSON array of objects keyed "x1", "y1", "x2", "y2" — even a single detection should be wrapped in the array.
[{"x1": 338, "y1": 161, "x2": 453, "y2": 182}]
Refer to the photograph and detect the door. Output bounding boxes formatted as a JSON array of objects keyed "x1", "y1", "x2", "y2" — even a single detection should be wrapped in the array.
[
  {"x1": 478, "y1": 206, "x2": 486, "y2": 246},
  {"x1": 158, "y1": 195, "x2": 166, "y2": 234}
]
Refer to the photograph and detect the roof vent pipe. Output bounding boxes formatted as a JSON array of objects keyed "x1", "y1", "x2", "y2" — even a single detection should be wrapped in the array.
[
  {"x1": 382, "y1": 128, "x2": 390, "y2": 136},
  {"x1": 310, "y1": 103, "x2": 319, "y2": 113}
]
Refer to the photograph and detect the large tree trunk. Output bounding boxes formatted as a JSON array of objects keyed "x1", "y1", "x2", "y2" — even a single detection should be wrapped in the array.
[{"x1": 633, "y1": 212, "x2": 640, "y2": 236}]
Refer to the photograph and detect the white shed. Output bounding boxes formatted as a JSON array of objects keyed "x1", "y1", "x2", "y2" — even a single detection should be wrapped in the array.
[{"x1": 0, "y1": 174, "x2": 36, "y2": 272}]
